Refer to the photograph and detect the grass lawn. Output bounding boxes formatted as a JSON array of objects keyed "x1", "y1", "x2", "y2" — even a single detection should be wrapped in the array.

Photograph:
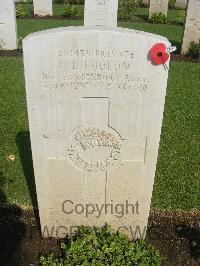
[
  {"x1": 17, "y1": 19, "x2": 184, "y2": 52},
  {"x1": 17, "y1": 3, "x2": 182, "y2": 24},
  {"x1": 119, "y1": 21, "x2": 183, "y2": 51},
  {"x1": 0, "y1": 18, "x2": 199, "y2": 210},
  {"x1": 153, "y1": 61, "x2": 200, "y2": 210}
]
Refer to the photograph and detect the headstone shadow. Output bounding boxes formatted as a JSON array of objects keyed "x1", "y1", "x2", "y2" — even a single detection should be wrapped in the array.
[
  {"x1": 176, "y1": 224, "x2": 200, "y2": 259},
  {"x1": 16, "y1": 131, "x2": 40, "y2": 229},
  {"x1": 170, "y1": 40, "x2": 181, "y2": 54},
  {"x1": 0, "y1": 171, "x2": 7, "y2": 204},
  {"x1": 134, "y1": 14, "x2": 149, "y2": 22},
  {"x1": 0, "y1": 172, "x2": 26, "y2": 266}
]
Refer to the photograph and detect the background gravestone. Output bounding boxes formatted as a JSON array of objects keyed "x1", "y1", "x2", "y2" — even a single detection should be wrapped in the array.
[
  {"x1": 84, "y1": 0, "x2": 118, "y2": 26},
  {"x1": 149, "y1": 0, "x2": 169, "y2": 18},
  {"x1": 175, "y1": 0, "x2": 188, "y2": 8},
  {"x1": 142, "y1": 0, "x2": 150, "y2": 6},
  {"x1": 182, "y1": 0, "x2": 200, "y2": 54},
  {"x1": 0, "y1": 0, "x2": 17, "y2": 50},
  {"x1": 33, "y1": 0, "x2": 52, "y2": 16},
  {"x1": 23, "y1": 26, "x2": 170, "y2": 239}
]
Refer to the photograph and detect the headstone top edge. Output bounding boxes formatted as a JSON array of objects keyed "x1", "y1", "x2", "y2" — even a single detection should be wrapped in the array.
[{"x1": 23, "y1": 26, "x2": 170, "y2": 44}]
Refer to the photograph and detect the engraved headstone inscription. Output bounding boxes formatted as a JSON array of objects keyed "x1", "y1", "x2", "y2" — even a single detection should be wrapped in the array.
[
  {"x1": 84, "y1": 0, "x2": 118, "y2": 27},
  {"x1": 33, "y1": 0, "x2": 52, "y2": 16},
  {"x1": 23, "y1": 26, "x2": 170, "y2": 239},
  {"x1": 149, "y1": 0, "x2": 169, "y2": 18},
  {"x1": 0, "y1": 0, "x2": 17, "y2": 50},
  {"x1": 182, "y1": 0, "x2": 200, "y2": 54}
]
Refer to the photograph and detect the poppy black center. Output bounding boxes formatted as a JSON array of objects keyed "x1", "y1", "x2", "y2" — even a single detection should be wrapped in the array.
[{"x1": 157, "y1": 52, "x2": 163, "y2": 57}]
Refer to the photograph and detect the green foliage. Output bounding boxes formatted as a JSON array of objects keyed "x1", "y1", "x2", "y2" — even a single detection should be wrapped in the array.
[
  {"x1": 187, "y1": 42, "x2": 200, "y2": 60},
  {"x1": 40, "y1": 225, "x2": 162, "y2": 265},
  {"x1": 175, "y1": 10, "x2": 186, "y2": 25},
  {"x1": 55, "y1": 0, "x2": 80, "y2": 4},
  {"x1": 16, "y1": 4, "x2": 26, "y2": 18},
  {"x1": 63, "y1": 3, "x2": 78, "y2": 18},
  {"x1": 118, "y1": 0, "x2": 137, "y2": 20},
  {"x1": 55, "y1": 0, "x2": 65, "y2": 4},
  {"x1": 149, "y1": 12, "x2": 167, "y2": 24},
  {"x1": 18, "y1": 37, "x2": 23, "y2": 49},
  {"x1": 16, "y1": 0, "x2": 33, "y2": 3},
  {"x1": 65, "y1": 0, "x2": 80, "y2": 4},
  {"x1": 168, "y1": 0, "x2": 176, "y2": 9}
]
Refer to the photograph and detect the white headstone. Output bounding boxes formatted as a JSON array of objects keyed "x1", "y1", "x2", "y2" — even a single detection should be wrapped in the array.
[
  {"x1": 0, "y1": 0, "x2": 17, "y2": 50},
  {"x1": 175, "y1": 0, "x2": 188, "y2": 8},
  {"x1": 33, "y1": 0, "x2": 52, "y2": 16},
  {"x1": 142, "y1": 0, "x2": 150, "y2": 6},
  {"x1": 149, "y1": 0, "x2": 169, "y2": 18},
  {"x1": 84, "y1": 0, "x2": 118, "y2": 27},
  {"x1": 23, "y1": 26, "x2": 170, "y2": 239},
  {"x1": 182, "y1": 0, "x2": 200, "y2": 54}
]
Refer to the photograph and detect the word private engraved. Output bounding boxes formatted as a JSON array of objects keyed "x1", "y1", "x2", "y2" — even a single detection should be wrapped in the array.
[{"x1": 68, "y1": 127, "x2": 121, "y2": 172}]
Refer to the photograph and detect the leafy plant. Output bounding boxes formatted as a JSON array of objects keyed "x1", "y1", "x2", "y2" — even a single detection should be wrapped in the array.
[
  {"x1": 0, "y1": 38, "x2": 5, "y2": 50},
  {"x1": 118, "y1": 0, "x2": 137, "y2": 20},
  {"x1": 175, "y1": 10, "x2": 186, "y2": 25},
  {"x1": 16, "y1": 0, "x2": 33, "y2": 3},
  {"x1": 55, "y1": 0, "x2": 65, "y2": 4},
  {"x1": 16, "y1": 4, "x2": 26, "y2": 18},
  {"x1": 65, "y1": 0, "x2": 80, "y2": 4},
  {"x1": 63, "y1": 3, "x2": 78, "y2": 18},
  {"x1": 40, "y1": 225, "x2": 162, "y2": 265},
  {"x1": 149, "y1": 12, "x2": 167, "y2": 24},
  {"x1": 187, "y1": 41, "x2": 200, "y2": 60},
  {"x1": 168, "y1": 0, "x2": 176, "y2": 9},
  {"x1": 55, "y1": 0, "x2": 80, "y2": 4},
  {"x1": 18, "y1": 37, "x2": 23, "y2": 49}
]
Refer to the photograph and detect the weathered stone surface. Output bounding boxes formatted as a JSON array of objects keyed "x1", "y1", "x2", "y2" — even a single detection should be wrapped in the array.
[
  {"x1": 84, "y1": 0, "x2": 118, "y2": 27},
  {"x1": 142, "y1": 0, "x2": 150, "y2": 6},
  {"x1": 149, "y1": 0, "x2": 169, "y2": 18},
  {"x1": 23, "y1": 27, "x2": 170, "y2": 240},
  {"x1": 182, "y1": 0, "x2": 200, "y2": 53},
  {"x1": 33, "y1": 0, "x2": 52, "y2": 16},
  {"x1": 175, "y1": 0, "x2": 188, "y2": 8},
  {"x1": 0, "y1": 0, "x2": 17, "y2": 50}
]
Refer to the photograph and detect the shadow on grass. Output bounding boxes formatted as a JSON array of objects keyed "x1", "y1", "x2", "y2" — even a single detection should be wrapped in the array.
[
  {"x1": 0, "y1": 172, "x2": 26, "y2": 265},
  {"x1": 0, "y1": 172, "x2": 7, "y2": 204},
  {"x1": 16, "y1": 131, "x2": 40, "y2": 229},
  {"x1": 16, "y1": 131, "x2": 37, "y2": 208},
  {"x1": 176, "y1": 225, "x2": 200, "y2": 259},
  {"x1": 168, "y1": 39, "x2": 182, "y2": 54},
  {"x1": 133, "y1": 13, "x2": 149, "y2": 22}
]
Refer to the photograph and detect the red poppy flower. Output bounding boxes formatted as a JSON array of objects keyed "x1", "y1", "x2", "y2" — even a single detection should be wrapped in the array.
[{"x1": 150, "y1": 43, "x2": 169, "y2": 65}]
